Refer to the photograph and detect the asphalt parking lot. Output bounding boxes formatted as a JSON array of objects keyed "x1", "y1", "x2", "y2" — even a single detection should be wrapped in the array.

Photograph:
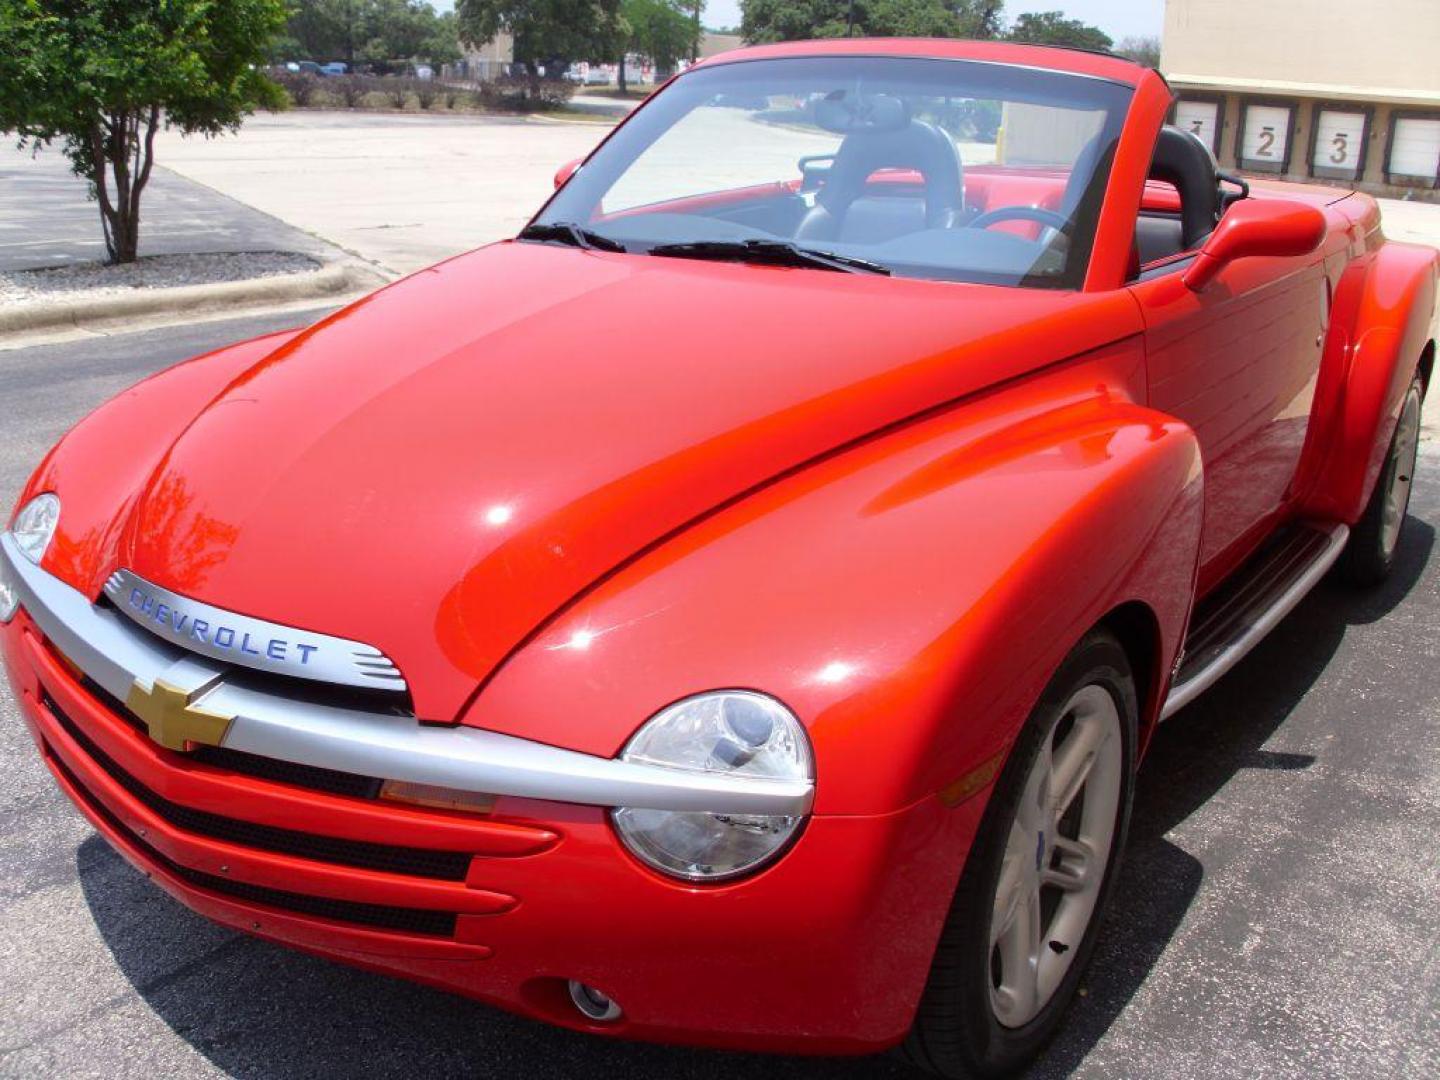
[{"x1": 1, "y1": 311, "x2": 1438, "y2": 1079}]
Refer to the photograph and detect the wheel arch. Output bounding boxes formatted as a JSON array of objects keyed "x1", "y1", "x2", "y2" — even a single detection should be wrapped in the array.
[
  {"x1": 1097, "y1": 599, "x2": 1165, "y2": 755},
  {"x1": 1301, "y1": 240, "x2": 1438, "y2": 522}
]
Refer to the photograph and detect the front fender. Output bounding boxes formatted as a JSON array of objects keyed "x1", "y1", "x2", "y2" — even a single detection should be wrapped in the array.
[
  {"x1": 467, "y1": 340, "x2": 1203, "y2": 815},
  {"x1": 15, "y1": 328, "x2": 302, "y2": 599},
  {"x1": 1302, "y1": 239, "x2": 1438, "y2": 522}
]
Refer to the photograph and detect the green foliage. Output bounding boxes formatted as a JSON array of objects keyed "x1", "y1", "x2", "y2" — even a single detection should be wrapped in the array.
[
  {"x1": 740, "y1": 0, "x2": 1003, "y2": 43},
  {"x1": 1005, "y1": 11, "x2": 1112, "y2": 52},
  {"x1": 0, "y1": 0, "x2": 288, "y2": 264},
  {"x1": 477, "y1": 73, "x2": 577, "y2": 111},
  {"x1": 455, "y1": 0, "x2": 624, "y2": 73},
  {"x1": 1115, "y1": 35, "x2": 1160, "y2": 69},
  {"x1": 282, "y1": 1, "x2": 461, "y2": 65},
  {"x1": 622, "y1": 0, "x2": 696, "y2": 72}
]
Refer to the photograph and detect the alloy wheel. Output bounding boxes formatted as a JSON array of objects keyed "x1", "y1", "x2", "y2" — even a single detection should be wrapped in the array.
[
  {"x1": 1381, "y1": 384, "x2": 1422, "y2": 559},
  {"x1": 988, "y1": 683, "x2": 1123, "y2": 1028}
]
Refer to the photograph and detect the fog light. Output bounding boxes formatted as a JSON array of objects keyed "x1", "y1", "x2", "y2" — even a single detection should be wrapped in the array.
[{"x1": 567, "y1": 980, "x2": 622, "y2": 1022}]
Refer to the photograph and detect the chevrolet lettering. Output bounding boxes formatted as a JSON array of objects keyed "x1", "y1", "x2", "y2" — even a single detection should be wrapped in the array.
[
  {"x1": 1, "y1": 38, "x2": 1433, "y2": 1078},
  {"x1": 123, "y1": 583, "x2": 319, "y2": 664}
]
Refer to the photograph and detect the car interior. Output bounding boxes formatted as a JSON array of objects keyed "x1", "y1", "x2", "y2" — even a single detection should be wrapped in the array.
[{"x1": 595, "y1": 114, "x2": 1233, "y2": 290}]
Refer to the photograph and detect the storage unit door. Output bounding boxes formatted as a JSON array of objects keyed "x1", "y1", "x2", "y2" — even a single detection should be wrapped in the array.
[
  {"x1": 1312, "y1": 109, "x2": 1366, "y2": 180},
  {"x1": 1176, "y1": 99, "x2": 1221, "y2": 155},
  {"x1": 1389, "y1": 117, "x2": 1440, "y2": 184},
  {"x1": 1240, "y1": 104, "x2": 1292, "y2": 172}
]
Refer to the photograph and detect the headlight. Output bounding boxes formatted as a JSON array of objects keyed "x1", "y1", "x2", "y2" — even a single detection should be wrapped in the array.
[
  {"x1": 0, "y1": 559, "x2": 16, "y2": 624},
  {"x1": 611, "y1": 691, "x2": 813, "y2": 882},
  {"x1": 12, "y1": 493, "x2": 61, "y2": 565}
]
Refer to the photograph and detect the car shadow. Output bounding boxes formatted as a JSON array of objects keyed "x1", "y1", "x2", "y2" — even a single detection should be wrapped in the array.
[{"x1": 77, "y1": 519, "x2": 1434, "y2": 1080}]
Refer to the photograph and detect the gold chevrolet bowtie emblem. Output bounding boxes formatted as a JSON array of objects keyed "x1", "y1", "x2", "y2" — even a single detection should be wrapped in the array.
[{"x1": 125, "y1": 677, "x2": 234, "y2": 752}]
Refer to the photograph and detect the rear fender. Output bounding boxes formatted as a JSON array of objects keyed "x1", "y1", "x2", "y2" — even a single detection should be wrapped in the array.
[
  {"x1": 1300, "y1": 240, "x2": 1438, "y2": 522},
  {"x1": 469, "y1": 340, "x2": 1204, "y2": 816}
]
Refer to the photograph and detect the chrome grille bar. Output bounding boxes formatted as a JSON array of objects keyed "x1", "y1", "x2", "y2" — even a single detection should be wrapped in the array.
[{"x1": 2, "y1": 534, "x2": 815, "y2": 816}]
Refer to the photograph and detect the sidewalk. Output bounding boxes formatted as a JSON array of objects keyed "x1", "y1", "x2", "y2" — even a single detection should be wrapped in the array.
[
  {"x1": 1, "y1": 145, "x2": 344, "y2": 272},
  {"x1": 0, "y1": 145, "x2": 379, "y2": 345}
]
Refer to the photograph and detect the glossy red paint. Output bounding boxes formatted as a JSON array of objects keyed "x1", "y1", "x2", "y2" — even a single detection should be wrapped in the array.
[
  {"x1": 1181, "y1": 198, "x2": 1328, "y2": 292},
  {"x1": 3, "y1": 38, "x2": 1436, "y2": 1056}
]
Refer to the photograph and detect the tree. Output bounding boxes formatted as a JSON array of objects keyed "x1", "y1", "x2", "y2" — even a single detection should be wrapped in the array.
[
  {"x1": 0, "y1": 0, "x2": 287, "y2": 265},
  {"x1": 1115, "y1": 34, "x2": 1160, "y2": 69},
  {"x1": 282, "y1": 1, "x2": 461, "y2": 66},
  {"x1": 622, "y1": 0, "x2": 696, "y2": 87},
  {"x1": 740, "y1": 1, "x2": 1004, "y2": 44},
  {"x1": 456, "y1": 0, "x2": 624, "y2": 94},
  {"x1": 1005, "y1": 11, "x2": 1113, "y2": 52}
]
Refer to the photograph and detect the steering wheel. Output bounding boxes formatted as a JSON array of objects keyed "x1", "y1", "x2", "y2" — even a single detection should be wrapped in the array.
[{"x1": 967, "y1": 205, "x2": 1072, "y2": 233}]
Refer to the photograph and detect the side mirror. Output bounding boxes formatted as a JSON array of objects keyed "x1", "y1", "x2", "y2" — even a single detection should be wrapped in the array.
[
  {"x1": 1183, "y1": 198, "x2": 1327, "y2": 292},
  {"x1": 554, "y1": 158, "x2": 583, "y2": 189}
]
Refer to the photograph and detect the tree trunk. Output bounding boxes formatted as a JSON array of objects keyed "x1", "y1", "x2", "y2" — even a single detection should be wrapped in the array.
[
  {"x1": 89, "y1": 107, "x2": 159, "y2": 265},
  {"x1": 618, "y1": 53, "x2": 627, "y2": 94}
]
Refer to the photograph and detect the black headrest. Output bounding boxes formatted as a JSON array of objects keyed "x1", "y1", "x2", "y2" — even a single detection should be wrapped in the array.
[{"x1": 1149, "y1": 125, "x2": 1221, "y2": 249}]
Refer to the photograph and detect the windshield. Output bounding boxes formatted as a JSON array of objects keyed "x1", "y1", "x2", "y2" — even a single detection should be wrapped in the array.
[{"x1": 534, "y1": 56, "x2": 1133, "y2": 288}]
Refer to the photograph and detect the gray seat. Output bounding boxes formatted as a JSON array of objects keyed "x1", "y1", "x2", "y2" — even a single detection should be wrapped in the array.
[{"x1": 796, "y1": 120, "x2": 964, "y2": 243}]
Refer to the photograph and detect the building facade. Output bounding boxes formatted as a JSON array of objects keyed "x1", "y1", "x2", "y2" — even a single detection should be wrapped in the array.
[
  {"x1": 451, "y1": 33, "x2": 514, "y2": 82},
  {"x1": 451, "y1": 31, "x2": 742, "y2": 84},
  {"x1": 1161, "y1": 0, "x2": 1440, "y2": 197}
]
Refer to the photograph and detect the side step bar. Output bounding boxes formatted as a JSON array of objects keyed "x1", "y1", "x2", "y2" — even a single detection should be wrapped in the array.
[{"x1": 1161, "y1": 522, "x2": 1349, "y2": 719}]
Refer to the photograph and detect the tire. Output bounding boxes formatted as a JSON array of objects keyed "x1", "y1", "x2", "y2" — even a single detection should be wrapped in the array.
[
  {"x1": 1341, "y1": 372, "x2": 1424, "y2": 587},
  {"x1": 901, "y1": 629, "x2": 1138, "y2": 1079}
]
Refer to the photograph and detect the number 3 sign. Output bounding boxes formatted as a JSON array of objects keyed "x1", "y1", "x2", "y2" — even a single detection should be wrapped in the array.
[{"x1": 1312, "y1": 108, "x2": 1367, "y2": 179}]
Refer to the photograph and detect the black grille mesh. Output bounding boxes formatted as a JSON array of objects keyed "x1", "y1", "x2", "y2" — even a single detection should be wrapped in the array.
[
  {"x1": 81, "y1": 676, "x2": 383, "y2": 799},
  {"x1": 45, "y1": 742, "x2": 459, "y2": 937},
  {"x1": 44, "y1": 694, "x2": 471, "y2": 882},
  {"x1": 189, "y1": 743, "x2": 382, "y2": 800}
]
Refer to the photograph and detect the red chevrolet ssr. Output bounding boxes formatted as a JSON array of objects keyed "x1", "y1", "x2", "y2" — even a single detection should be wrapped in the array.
[{"x1": 1, "y1": 38, "x2": 1435, "y2": 1078}]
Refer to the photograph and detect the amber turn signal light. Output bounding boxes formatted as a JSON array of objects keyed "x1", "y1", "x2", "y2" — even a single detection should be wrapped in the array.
[{"x1": 378, "y1": 779, "x2": 497, "y2": 815}]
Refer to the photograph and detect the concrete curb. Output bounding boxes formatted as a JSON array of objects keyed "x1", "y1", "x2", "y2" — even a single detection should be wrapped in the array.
[{"x1": 0, "y1": 260, "x2": 387, "y2": 340}]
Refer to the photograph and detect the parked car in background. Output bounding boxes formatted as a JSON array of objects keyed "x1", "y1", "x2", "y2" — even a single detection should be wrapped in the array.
[
  {"x1": 320, "y1": 62, "x2": 348, "y2": 77},
  {"x1": 2, "y1": 37, "x2": 1435, "y2": 1080},
  {"x1": 284, "y1": 60, "x2": 323, "y2": 76}
]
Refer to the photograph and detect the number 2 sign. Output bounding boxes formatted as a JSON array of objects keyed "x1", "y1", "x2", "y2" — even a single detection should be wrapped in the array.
[{"x1": 1241, "y1": 103, "x2": 1294, "y2": 172}]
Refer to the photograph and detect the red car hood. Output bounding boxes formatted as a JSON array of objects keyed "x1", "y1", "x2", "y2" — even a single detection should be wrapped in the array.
[{"x1": 117, "y1": 242, "x2": 1136, "y2": 722}]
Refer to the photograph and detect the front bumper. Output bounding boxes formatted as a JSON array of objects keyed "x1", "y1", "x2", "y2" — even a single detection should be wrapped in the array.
[{"x1": 0, "y1": 547, "x2": 981, "y2": 1054}]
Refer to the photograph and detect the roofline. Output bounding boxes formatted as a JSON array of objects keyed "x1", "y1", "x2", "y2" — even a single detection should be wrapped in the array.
[{"x1": 1168, "y1": 72, "x2": 1440, "y2": 108}]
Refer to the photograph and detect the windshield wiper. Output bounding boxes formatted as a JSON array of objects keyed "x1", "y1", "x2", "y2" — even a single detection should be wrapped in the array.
[
  {"x1": 518, "y1": 221, "x2": 626, "y2": 253},
  {"x1": 647, "y1": 239, "x2": 890, "y2": 276}
]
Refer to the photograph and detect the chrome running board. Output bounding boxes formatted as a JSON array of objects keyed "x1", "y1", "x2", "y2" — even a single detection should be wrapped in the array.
[{"x1": 1162, "y1": 522, "x2": 1349, "y2": 719}]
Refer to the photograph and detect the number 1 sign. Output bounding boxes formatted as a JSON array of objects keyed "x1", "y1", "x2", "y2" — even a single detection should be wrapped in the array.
[{"x1": 1175, "y1": 99, "x2": 1221, "y2": 154}]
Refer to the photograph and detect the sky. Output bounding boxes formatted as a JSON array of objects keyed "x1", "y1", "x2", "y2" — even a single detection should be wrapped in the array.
[
  {"x1": 430, "y1": 1, "x2": 1165, "y2": 42},
  {"x1": 704, "y1": 1, "x2": 1163, "y2": 38}
]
